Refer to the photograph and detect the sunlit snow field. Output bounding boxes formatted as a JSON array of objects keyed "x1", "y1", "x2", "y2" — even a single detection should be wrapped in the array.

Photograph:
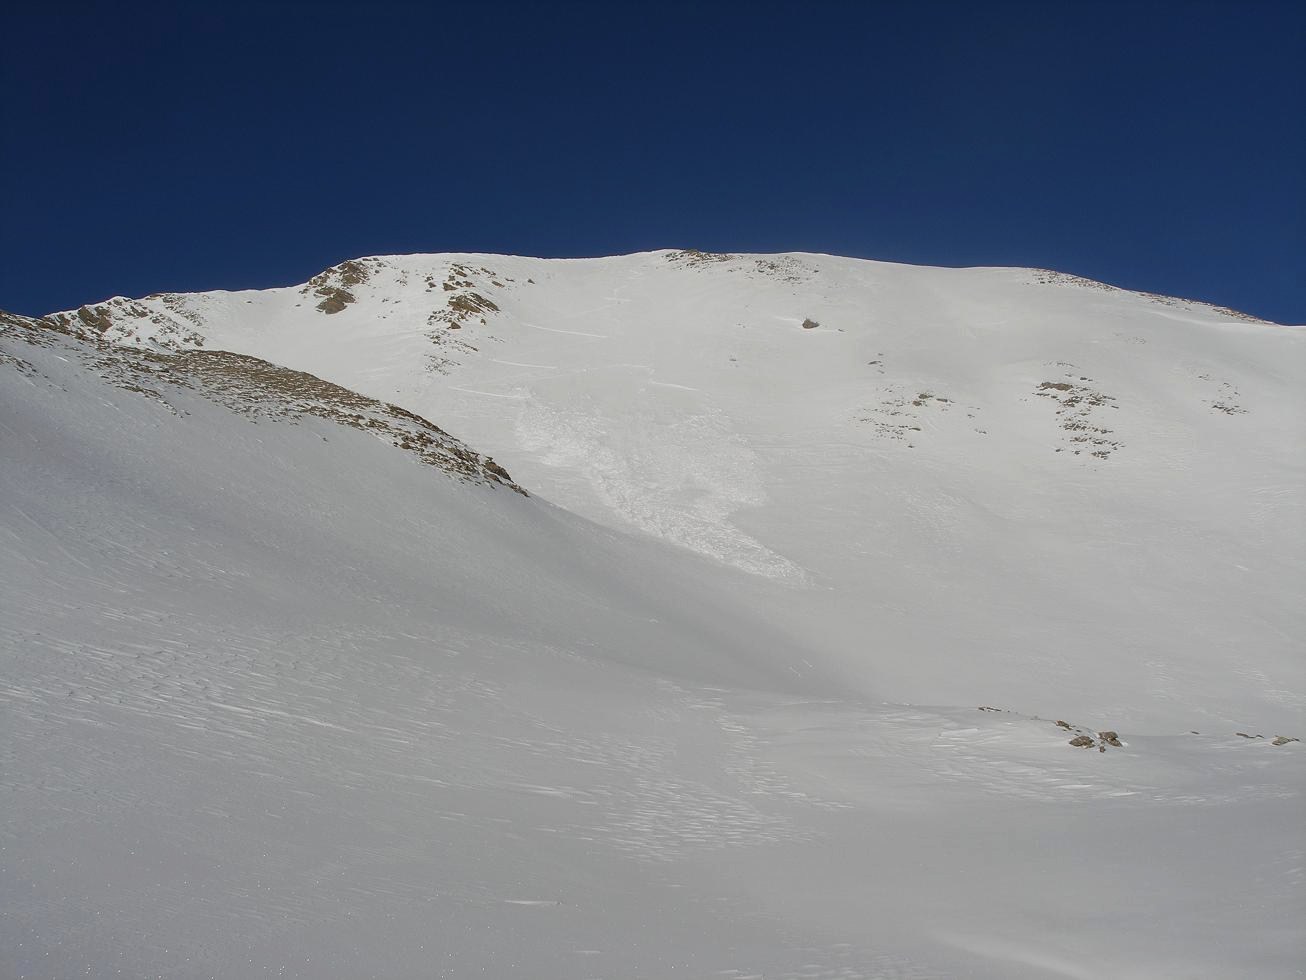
[{"x1": 3, "y1": 251, "x2": 1303, "y2": 978}]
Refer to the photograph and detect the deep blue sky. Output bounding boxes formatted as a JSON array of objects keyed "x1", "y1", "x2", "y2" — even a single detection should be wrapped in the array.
[{"x1": 3, "y1": 1, "x2": 1303, "y2": 322}]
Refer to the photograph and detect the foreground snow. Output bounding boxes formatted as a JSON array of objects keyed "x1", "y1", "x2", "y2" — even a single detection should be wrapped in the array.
[{"x1": 2, "y1": 253, "x2": 1304, "y2": 978}]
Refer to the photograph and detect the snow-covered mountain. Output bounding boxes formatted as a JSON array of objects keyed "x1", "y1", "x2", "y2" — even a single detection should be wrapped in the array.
[
  {"x1": 43, "y1": 249, "x2": 1306, "y2": 728},
  {"x1": 2, "y1": 251, "x2": 1303, "y2": 978}
]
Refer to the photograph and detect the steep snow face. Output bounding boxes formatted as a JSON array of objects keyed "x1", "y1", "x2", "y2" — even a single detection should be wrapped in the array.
[
  {"x1": 59, "y1": 250, "x2": 1306, "y2": 733},
  {"x1": 4, "y1": 313, "x2": 1304, "y2": 980},
  {"x1": 10, "y1": 250, "x2": 1306, "y2": 977}
]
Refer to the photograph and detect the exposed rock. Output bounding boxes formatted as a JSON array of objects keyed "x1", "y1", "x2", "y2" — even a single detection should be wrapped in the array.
[
  {"x1": 667, "y1": 248, "x2": 735, "y2": 267},
  {"x1": 2, "y1": 314, "x2": 528, "y2": 496},
  {"x1": 315, "y1": 289, "x2": 354, "y2": 315},
  {"x1": 306, "y1": 259, "x2": 373, "y2": 315}
]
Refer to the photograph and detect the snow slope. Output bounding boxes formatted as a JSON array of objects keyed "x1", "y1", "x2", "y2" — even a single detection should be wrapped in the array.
[
  {"x1": 57, "y1": 249, "x2": 1306, "y2": 731},
  {"x1": 2, "y1": 252, "x2": 1303, "y2": 978}
]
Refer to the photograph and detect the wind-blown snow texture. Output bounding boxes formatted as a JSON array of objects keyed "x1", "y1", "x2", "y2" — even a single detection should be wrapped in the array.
[{"x1": 3, "y1": 251, "x2": 1303, "y2": 978}]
